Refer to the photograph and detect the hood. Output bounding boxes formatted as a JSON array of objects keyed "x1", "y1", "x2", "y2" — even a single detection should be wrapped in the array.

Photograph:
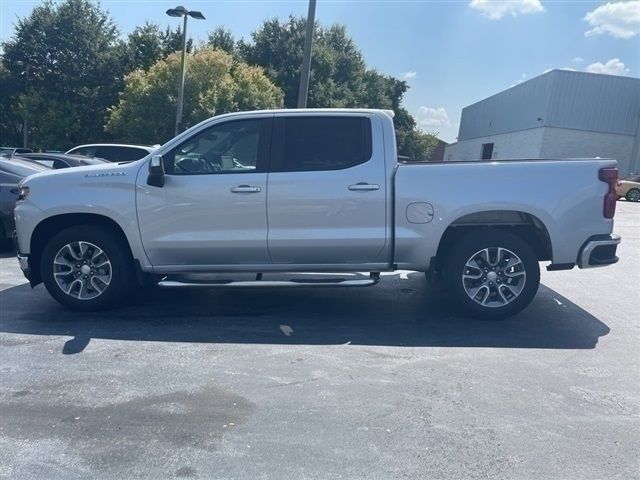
[{"x1": 21, "y1": 159, "x2": 144, "y2": 186}]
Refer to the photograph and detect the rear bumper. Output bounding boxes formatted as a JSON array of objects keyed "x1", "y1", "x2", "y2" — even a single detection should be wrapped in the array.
[{"x1": 578, "y1": 234, "x2": 621, "y2": 269}]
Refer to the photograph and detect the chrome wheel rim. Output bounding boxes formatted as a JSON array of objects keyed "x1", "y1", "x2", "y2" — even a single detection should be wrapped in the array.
[
  {"x1": 53, "y1": 241, "x2": 112, "y2": 300},
  {"x1": 462, "y1": 247, "x2": 526, "y2": 308},
  {"x1": 628, "y1": 189, "x2": 640, "y2": 202}
]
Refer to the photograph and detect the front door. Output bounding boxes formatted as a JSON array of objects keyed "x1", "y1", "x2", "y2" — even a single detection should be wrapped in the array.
[{"x1": 136, "y1": 117, "x2": 272, "y2": 267}]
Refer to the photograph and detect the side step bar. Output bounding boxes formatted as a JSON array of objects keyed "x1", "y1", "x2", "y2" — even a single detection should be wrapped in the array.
[{"x1": 158, "y1": 273, "x2": 381, "y2": 288}]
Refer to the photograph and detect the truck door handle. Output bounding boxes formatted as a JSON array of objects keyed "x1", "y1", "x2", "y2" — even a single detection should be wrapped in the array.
[
  {"x1": 230, "y1": 185, "x2": 261, "y2": 193},
  {"x1": 348, "y1": 183, "x2": 380, "y2": 191}
]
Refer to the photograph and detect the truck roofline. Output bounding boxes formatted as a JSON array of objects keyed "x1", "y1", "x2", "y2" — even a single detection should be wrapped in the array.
[{"x1": 208, "y1": 108, "x2": 395, "y2": 120}]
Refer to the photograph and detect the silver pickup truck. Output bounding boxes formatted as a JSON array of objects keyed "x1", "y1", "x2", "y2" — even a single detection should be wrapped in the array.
[{"x1": 14, "y1": 109, "x2": 621, "y2": 319}]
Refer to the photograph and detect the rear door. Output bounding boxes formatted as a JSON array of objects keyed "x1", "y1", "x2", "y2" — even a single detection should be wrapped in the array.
[{"x1": 266, "y1": 114, "x2": 387, "y2": 265}]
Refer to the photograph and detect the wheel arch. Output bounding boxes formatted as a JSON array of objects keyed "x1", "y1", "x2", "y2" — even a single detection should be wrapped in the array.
[
  {"x1": 431, "y1": 210, "x2": 552, "y2": 276},
  {"x1": 29, "y1": 213, "x2": 134, "y2": 286}
]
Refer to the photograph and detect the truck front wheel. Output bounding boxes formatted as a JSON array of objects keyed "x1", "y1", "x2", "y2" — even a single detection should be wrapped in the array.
[
  {"x1": 444, "y1": 230, "x2": 540, "y2": 320},
  {"x1": 40, "y1": 225, "x2": 135, "y2": 311}
]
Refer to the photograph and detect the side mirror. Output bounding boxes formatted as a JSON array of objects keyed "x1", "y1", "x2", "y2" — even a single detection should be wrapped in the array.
[{"x1": 147, "y1": 154, "x2": 165, "y2": 188}]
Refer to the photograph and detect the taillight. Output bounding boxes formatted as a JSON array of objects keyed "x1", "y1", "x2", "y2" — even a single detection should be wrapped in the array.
[{"x1": 599, "y1": 167, "x2": 618, "y2": 219}]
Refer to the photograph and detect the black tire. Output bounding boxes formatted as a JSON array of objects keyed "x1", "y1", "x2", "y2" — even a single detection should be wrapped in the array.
[
  {"x1": 40, "y1": 225, "x2": 135, "y2": 311},
  {"x1": 443, "y1": 229, "x2": 540, "y2": 320},
  {"x1": 625, "y1": 188, "x2": 640, "y2": 202}
]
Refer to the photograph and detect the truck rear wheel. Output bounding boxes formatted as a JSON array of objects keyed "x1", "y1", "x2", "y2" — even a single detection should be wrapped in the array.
[
  {"x1": 444, "y1": 230, "x2": 540, "y2": 320},
  {"x1": 40, "y1": 225, "x2": 134, "y2": 311}
]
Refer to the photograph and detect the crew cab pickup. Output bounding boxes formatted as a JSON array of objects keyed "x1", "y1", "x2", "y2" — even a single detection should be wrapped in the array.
[{"x1": 14, "y1": 109, "x2": 621, "y2": 318}]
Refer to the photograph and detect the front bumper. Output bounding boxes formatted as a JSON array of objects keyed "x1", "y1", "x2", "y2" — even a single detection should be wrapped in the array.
[
  {"x1": 16, "y1": 252, "x2": 31, "y2": 281},
  {"x1": 14, "y1": 231, "x2": 32, "y2": 282},
  {"x1": 578, "y1": 234, "x2": 621, "y2": 269}
]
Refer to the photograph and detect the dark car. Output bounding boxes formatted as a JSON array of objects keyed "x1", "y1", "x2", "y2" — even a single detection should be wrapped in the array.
[
  {"x1": 16, "y1": 152, "x2": 108, "y2": 169},
  {"x1": 0, "y1": 147, "x2": 33, "y2": 158},
  {"x1": 0, "y1": 158, "x2": 49, "y2": 248}
]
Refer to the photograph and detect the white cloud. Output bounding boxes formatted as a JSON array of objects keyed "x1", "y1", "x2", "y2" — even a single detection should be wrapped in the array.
[
  {"x1": 416, "y1": 107, "x2": 451, "y2": 128},
  {"x1": 401, "y1": 71, "x2": 417, "y2": 80},
  {"x1": 469, "y1": 0, "x2": 544, "y2": 20},
  {"x1": 585, "y1": 58, "x2": 629, "y2": 75},
  {"x1": 584, "y1": 1, "x2": 640, "y2": 39},
  {"x1": 572, "y1": 56, "x2": 584, "y2": 63}
]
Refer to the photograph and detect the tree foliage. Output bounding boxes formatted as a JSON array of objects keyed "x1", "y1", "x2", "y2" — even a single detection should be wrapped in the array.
[
  {"x1": 207, "y1": 27, "x2": 236, "y2": 55},
  {"x1": 119, "y1": 22, "x2": 195, "y2": 73},
  {"x1": 2, "y1": 0, "x2": 124, "y2": 150},
  {"x1": 235, "y1": 17, "x2": 438, "y2": 160},
  {"x1": 106, "y1": 48, "x2": 283, "y2": 144},
  {"x1": 1, "y1": 2, "x2": 437, "y2": 159},
  {"x1": 0, "y1": 63, "x2": 24, "y2": 146}
]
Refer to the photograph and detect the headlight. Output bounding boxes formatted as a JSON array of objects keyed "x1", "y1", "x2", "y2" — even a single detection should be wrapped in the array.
[{"x1": 17, "y1": 186, "x2": 30, "y2": 201}]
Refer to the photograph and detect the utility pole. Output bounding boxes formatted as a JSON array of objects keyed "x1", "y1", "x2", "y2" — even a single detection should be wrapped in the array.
[{"x1": 297, "y1": 0, "x2": 316, "y2": 108}]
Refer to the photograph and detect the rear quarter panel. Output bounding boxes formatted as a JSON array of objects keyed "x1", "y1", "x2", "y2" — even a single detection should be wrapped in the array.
[{"x1": 394, "y1": 159, "x2": 617, "y2": 270}]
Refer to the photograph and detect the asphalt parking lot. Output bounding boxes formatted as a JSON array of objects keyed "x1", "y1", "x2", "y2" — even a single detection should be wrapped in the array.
[{"x1": 0, "y1": 201, "x2": 638, "y2": 480}]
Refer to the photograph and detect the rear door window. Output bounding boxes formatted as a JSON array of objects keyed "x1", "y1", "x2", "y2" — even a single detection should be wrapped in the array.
[{"x1": 271, "y1": 116, "x2": 372, "y2": 172}]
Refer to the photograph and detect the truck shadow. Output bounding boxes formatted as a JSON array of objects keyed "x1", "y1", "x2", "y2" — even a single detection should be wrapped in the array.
[{"x1": 0, "y1": 272, "x2": 610, "y2": 354}]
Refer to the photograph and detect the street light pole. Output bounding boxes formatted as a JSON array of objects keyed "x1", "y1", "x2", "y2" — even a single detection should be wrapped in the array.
[
  {"x1": 297, "y1": 0, "x2": 317, "y2": 108},
  {"x1": 175, "y1": 14, "x2": 188, "y2": 136},
  {"x1": 166, "y1": 6, "x2": 206, "y2": 136}
]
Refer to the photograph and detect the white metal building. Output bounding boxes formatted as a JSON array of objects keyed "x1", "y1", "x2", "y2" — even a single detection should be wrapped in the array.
[{"x1": 444, "y1": 70, "x2": 640, "y2": 175}]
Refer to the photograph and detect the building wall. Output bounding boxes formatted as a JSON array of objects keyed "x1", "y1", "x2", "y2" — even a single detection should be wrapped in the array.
[
  {"x1": 540, "y1": 127, "x2": 637, "y2": 174},
  {"x1": 458, "y1": 75, "x2": 554, "y2": 141},
  {"x1": 457, "y1": 70, "x2": 640, "y2": 141},
  {"x1": 444, "y1": 128, "x2": 546, "y2": 161},
  {"x1": 546, "y1": 73, "x2": 640, "y2": 136},
  {"x1": 444, "y1": 126, "x2": 638, "y2": 175}
]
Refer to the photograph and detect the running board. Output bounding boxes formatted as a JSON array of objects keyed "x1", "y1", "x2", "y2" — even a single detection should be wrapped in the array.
[{"x1": 157, "y1": 273, "x2": 380, "y2": 288}]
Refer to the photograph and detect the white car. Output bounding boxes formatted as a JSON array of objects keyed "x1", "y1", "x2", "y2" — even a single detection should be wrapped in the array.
[
  {"x1": 65, "y1": 143, "x2": 157, "y2": 162},
  {"x1": 15, "y1": 109, "x2": 621, "y2": 319}
]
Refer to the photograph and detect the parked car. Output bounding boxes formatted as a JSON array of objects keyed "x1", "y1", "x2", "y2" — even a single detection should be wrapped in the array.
[
  {"x1": 16, "y1": 152, "x2": 108, "y2": 169},
  {"x1": 14, "y1": 109, "x2": 621, "y2": 319},
  {"x1": 0, "y1": 147, "x2": 33, "y2": 158},
  {"x1": 0, "y1": 158, "x2": 49, "y2": 248},
  {"x1": 65, "y1": 143, "x2": 156, "y2": 162},
  {"x1": 616, "y1": 174, "x2": 640, "y2": 202}
]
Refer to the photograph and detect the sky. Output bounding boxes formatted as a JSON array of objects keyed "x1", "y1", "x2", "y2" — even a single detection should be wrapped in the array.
[{"x1": 1, "y1": 0, "x2": 639, "y2": 142}]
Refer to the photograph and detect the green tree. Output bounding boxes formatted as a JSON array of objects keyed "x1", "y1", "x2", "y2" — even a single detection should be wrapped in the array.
[
  {"x1": 232, "y1": 16, "x2": 438, "y2": 160},
  {"x1": 207, "y1": 27, "x2": 236, "y2": 55},
  {"x1": 121, "y1": 22, "x2": 164, "y2": 72},
  {"x1": 159, "y1": 25, "x2": 194, "y2": 57},
  {"x1": 120, "y1": 22, "x2": 196, "y2": 75},
  {"x1": 106, "y1": 47, "x2": 283, "y2": 144},
  {"x1": 0, "y1": 62, "x2": 24, "y2": 146},
  {"x1": 1, "y1": 0, "x2": 123, "y2": 150},
  {"x1": 240, "y1": 18, "x2": 365, "y2": 108}
]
